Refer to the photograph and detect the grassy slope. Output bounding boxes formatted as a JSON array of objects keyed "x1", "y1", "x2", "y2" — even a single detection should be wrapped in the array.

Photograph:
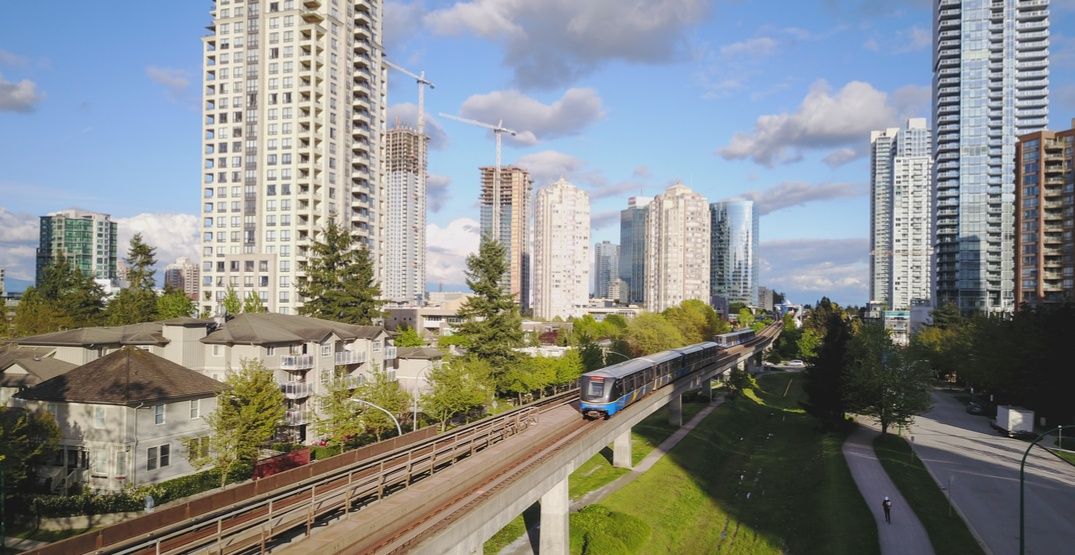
[
  {"x1": 586, "y1": 373, "x2": 878, "y2": 555},
  {"x1": 873, "y1": 434, "x2": 985, "y2": 555}
]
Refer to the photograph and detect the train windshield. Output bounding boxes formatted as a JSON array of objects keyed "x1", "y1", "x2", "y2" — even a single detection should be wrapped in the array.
[{"x1": 583, "y1": 378, "x2": 605, "y2": 400}]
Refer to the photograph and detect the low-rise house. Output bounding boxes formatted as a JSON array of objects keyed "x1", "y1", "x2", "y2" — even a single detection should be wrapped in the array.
[
  {"x1": 395, "y1": 347, "x2": 443, "y2": 396},
  {"x1": 0, "y1": 346, "x2": 77, "y2": 406},
  {"x1": 14, "y1": 347, "x2": 223, "y2": 492},
  {"x1": 200, "y1": 313, "x2": 394, "y2": 444},
  {"x1": 14, "y1": 318, "x2": 214, "y2": 368}
]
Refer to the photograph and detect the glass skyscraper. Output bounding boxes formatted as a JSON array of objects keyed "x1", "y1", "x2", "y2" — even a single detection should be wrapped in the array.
[
  {"x1": 36, "y1": 209, "x2": 118, "y2": 285},
  {"x1": 932, "y1": 0, "x2": 1049, "y2": 314},
  {"x1": 617, "y1": 196, "x2": 651, "y2": 305},
  {"x1": 710, "y1": 200, "x2": 759, "y2": 308}
]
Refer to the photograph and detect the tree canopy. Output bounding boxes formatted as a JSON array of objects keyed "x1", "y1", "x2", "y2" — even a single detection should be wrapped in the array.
[
  {"x1": 394, "y1": 326, "x2": 424, "y2": 347},
  {"x1": 157, "y1": 288, "x2": 196, "y2": 319},
  {"x1": 105, "y1": 234, "x2": 159, "y2": 325},
  {"x1": 0, "y1": 407, "x2": 59, "y2": 494},
  {"x1": 422, "y1": 357, "x2": 494, "y2": 431},
  {"x1": 297, "y1": 219, "x2": 382, "y2": 324},
  {"x1": 843, "y1": 323, "x2": 932, "y2": 434},
  {"x1": 13, "y1": 257, "x2": 105, "y2": 336},
  {"x1": 454, "y1": 236, "x2": 524, "y2": 375},
  {"x1": 354, "y1": 366, "x2": 409, "y2": 441}
]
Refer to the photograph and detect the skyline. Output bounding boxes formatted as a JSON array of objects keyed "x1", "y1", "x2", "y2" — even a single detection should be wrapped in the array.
[{"x1": 4, "y1": 1, "x2": 1075, "y2": 306}]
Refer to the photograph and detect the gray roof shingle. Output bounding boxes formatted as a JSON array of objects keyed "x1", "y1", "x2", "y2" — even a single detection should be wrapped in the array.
[{"x1": 201, "y1": 313, "x2": 384, "y2": 345}]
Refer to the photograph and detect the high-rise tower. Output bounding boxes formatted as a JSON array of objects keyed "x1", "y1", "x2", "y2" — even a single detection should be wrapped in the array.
[
  {"x1": 479, "y1": 166, "x2": 532, "y2": 311},
  {"x1": 645, "y1": 184, "x2": 710, "y2": 313},
  {"x1": 593, "y1": 241, "x2": 619, "y2": 299},
  {"x1": 533, "y1": 179, "x2": 590, "y2": 320},
  {"x1": 710, "y1": 200, "x2": 759, "y2": 308},
  {"x1": 871, "y1": 119, "x2": 933, "y2": 310},
  {"x1": 198, "y1": 0, "x2": 386, "y2": 315},
  {"x1": 932, "y1": 0, "x2": 1049, "y2": 314},
  {"x1": 384, "y1": 126, "x2": 426, "y2": 304},
  {"x1": 36, "y1": 209, "x2": 118, "y2": 285},
  {"x1": 618, "y1": 196, "x2": 651, "y2": 305}
]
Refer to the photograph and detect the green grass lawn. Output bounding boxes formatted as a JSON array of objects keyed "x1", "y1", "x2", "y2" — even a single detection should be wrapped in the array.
[
  {"x1": 873, "y1": 434, "x2": 984, "y2": 555},
  {"x1": 482, "y1": 397, "x2": 712, "y2": 554},
  {"x1": 575, "y1": 373, "x2": 878, "y2": 555}
]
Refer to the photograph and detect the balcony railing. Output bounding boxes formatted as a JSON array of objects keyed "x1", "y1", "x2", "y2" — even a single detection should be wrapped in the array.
[
  {"x1": 384, "y1": 346, "x2": 397, "y2": 360},
  {"x1": 281, "y1": 382, "x2": 311, "y2": 399},
  {"x1": 281, "y1": 354, "x2": 314, "y2": 370},
  {"x1": 335, "y1": 350, "x2": 366, "y2": 365},
  {"x1": 284, "y1": 409, "x2": 310, "y2": 426}
]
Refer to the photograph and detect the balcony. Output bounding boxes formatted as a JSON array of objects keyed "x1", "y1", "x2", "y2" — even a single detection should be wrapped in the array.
[
  {"x1": 281, "y1": 382, "x2": 312, "y2": 399},
  {"x1": 281, "y1": 354, "x2": 314, "y2": 370},
  {"x1": 335, "y1": 350, "x2": 367, "y2": 365},
  {"x1": 285, "y1": 409, "x2": 310, "y2": 426},
  {"x1": 385, "y1": 346, "x2": 398, "y2": 360}
]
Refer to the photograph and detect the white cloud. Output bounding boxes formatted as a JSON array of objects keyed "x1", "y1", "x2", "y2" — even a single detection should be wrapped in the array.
[
  {"x1": 424, "y1": 0, "x2": 709, "y2": 89},
  {"x1": 0, "y1": 49, "x2": 29, "y2": 67},
  {"x1": 0, "y1": 208, "x2": 40, "y2": 281},
  {"x1": 384, "y1": 1, "x2": 426, "y2": 52},
  {"x1": 591, "y1": 210, "x2": 620, "y2": 230},
  {"x1": 717, "y1": 80, "x2": 927, "y2": 167},
  {"x1": 0, "y1": 73, "x2": 41, "y2": 112},
  {"x1": 732, "y1": 181, "x2": 864, "y2": 215},
  {"x1": 760, "y1": 238, "x2": 868, "y2": 306},
  {"x1": 427, "y1": 174, "x2": 451, "y2": 212},
  {"x1": 116, "y1": 213, "x2": 199, "y2": 274},
  {"x1": 821, "y1": 147, "x2": 861, "y2": 167},
  {"x1": 426, "y1": 218, "x2": 480, "y2": 286},
  {"x1": 514, "y1": 150, "x2": 590, "y2": 186},
  {"x1": 458, "y1": 88, "x2": 605, "y2": 146},
  {"x1": 720, "y1": 37, "x2": 778, "y2": 58},
  {"x1": 145, "y1": 66, "x2": 190, "y2": 98},
  {"x1": 387, "y1": 103, "x2": 449, "y2": 149}
]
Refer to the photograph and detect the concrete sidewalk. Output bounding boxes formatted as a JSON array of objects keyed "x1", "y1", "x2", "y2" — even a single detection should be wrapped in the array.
[
  {"x1": 2, "y1": 535, "x2": 51, "y2": 552},
  {"x1": 842, "y1": 426, "x2": 934, "y2": 555}
]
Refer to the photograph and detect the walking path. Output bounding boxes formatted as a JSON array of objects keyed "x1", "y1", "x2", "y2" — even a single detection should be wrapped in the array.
[
  {"x1": 2, "y1": 535, "x2": 51, "y2": 552},
  {"x1": 499, "y1": 396, "x2": 726, "y2": 555},
  {"x1": 842, "y1": 425, "x2": 934, "y2": 555}
]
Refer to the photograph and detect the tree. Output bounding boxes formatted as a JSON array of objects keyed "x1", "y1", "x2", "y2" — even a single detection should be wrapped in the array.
[
  {"x1": 422, "y1": 357, "x2": 494, "y2": 431},
  {"x1": 298, "y1": 219, "x2": 383, "y2": 324},
  {"x1": 0, "y1": 407, "x2": 59, "y2": 494},
  {"x1": 183, "y1": 359, "x2": 285, "y2": 486},
  {"x1": 795, "y1": 328, "x2": 822, "y2": 360},
  {"x1": 14, "y1": 257, "x2": 106, "y2": 335},
  {"x1": 355, "y1": 366, "x2": 409, "y2": 441},
  {"x1": 663, "y1": 300, "x2": 723, "y2": 344},
  {"x1": 242, "y1": 291, "x2": 266, "y2": 313},
  {"x1": 624, "y1": 312, "x2": 686, "y2": 356},
  {"x1": 314, "y1": 368, "x2": 364, "y2": 450},
  {"x1": 454, "y1": 236, "x2": 524, "y2": 375},
  {"x1": 106, "y1": 234, "x2": 159, "y2": 325},
  {"x1": 737, "y1": 307, "x2": 756, "y2": 329},
  {"x1": 394, "y1": 326, "x2": 424, "y2": 347},
  {"x1": 802, "y1": 298, "x2": 851, "y2": 428},
  {"x1": 221, "y1": 286, "x2": 242, "y2": 316},
  {"x1": 843, "y1": 323, "x2": 933, "y2": 434},
  {"x1": 157, "y1": 288, "x2": 196, "y2": 319},
  {"x1": 12, "y1": 287, "x2": 69, "y2": 337}
]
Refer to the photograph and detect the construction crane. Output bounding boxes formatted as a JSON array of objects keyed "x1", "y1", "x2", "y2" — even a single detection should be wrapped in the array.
[
  {"x1": 384, "y1": 60, "x2": 434, "y2": 135},
  {"x1": 438, "y1": 113, "x2": 518, "y2": 238}
]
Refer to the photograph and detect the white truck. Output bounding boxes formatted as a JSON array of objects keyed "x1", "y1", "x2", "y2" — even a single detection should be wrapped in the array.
[{"x1": 994, "y1": 405, "x2": 1035, "y2": 438}]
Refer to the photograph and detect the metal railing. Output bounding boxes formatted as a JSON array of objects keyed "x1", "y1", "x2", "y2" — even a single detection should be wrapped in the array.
[
  {"x1": 335, "y1": 350, "x2": 366, "y2": 365},
  {"x1": 281, "y1": 354, "x2": 314, "y2": 370},
  {"x1": 281, "y1": 382, "x2": 311, "y2": 399}
]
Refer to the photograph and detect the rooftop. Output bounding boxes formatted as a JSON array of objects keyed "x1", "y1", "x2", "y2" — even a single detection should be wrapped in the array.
[{"x1": 201, "y1": 313, "x2": 384, "y2": 345}]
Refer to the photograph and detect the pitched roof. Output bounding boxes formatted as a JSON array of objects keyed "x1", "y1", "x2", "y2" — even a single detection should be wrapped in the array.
[
  {"x1": 201, "y1": 313, "x2": 384, "y2": 345},
  {"x1": 396, "y1": 347, "x2": 443, "y2": 360},
  {"x1": 15, "y1": 347, "x2": 223, "y2": 405},
  {"x1": 17, "y1": 322, "x2": 168, "y2": 347},
  {"x1": 0, "y1": 346, "x2": 77, "y2": 388}
]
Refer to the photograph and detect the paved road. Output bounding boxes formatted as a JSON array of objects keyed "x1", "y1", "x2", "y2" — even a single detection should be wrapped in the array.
[
  {"x1": 843, "y1": 426, "x2": 934, "y2": 555},
  {"x1": 910, "y1": 391, "x2": 1075, "y2": 555}
]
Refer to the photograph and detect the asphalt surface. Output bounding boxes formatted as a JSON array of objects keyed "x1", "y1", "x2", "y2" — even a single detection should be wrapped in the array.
[
  {"x1": 909, "y1": 391, "x2": 1075, "y2": 555},
  {"x1": 843, "y1": 426, "x2": 935, "y2": 555}
]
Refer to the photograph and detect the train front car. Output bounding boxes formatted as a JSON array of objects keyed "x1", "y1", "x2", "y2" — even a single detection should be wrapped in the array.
[
  {"x1": 579, "y1": 358, "x2": 654, "y2": 419},
  {"x1": 579, "y1": 370, "x2": 616, "y2": 419}
]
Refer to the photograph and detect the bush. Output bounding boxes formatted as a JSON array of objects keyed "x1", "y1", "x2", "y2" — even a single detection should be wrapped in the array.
[
  {"x1": 311, "y1": 445, "x2": 342, "y2": 460},
  {"x1": 571, "y1": 504, "x2": 650, "y2": 555}
]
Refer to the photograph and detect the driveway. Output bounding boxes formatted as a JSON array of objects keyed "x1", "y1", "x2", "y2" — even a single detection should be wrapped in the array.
[{"x1": 909, "y1": 391, "x2": 1075, "y2": 555}]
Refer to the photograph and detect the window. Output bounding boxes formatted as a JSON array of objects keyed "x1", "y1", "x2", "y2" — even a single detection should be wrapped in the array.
[
  {"x1": 93, "y1": 406, "x2": 106, "y2": 429},
  {"x1": 147, "y1": 447, "x2": 158, "y2": 470},
  {"x1": 154, "y1": 404, "x2": 165, "y2": 425},
  {"x1": 189, "y1": 399, "x2": 201, "y2": 419},
  {"x1": 116, "y1": 451, "x2": 127, "y2": 477},
  {"x1": 160, "y1": 444, "x2": 170, "y2": 467},
  {"x1": 321, "y1": 344, "x2": 331, "y2": 357},
  {"x1": 189, "y1": 436, "x2": 210, "y2": 460}
]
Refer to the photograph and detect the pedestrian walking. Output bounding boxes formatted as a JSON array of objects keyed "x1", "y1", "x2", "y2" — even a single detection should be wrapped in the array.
[{"x1": 882, "y1": 496, "x2": 892, "y2": 524}]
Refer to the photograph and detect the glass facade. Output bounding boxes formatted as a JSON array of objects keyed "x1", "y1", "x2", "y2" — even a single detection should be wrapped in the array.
[
  {"x1": 617, "y1": 197, "x2": 651, "y2": 305},
  {"x1": 710, "y1": 200, "x2": 759, "y2": 307}
]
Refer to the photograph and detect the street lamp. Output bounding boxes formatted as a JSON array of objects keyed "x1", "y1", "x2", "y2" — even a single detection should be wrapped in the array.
[
  {"x1": 349, "y1": 398, "x2": 402, "y2": 438},
  {"x1": 1020, "y1": 424, "x2": 1075, "y2": 555},
  {"x1": 605, "y1": 350, "x2": 631, "y2": 363}
]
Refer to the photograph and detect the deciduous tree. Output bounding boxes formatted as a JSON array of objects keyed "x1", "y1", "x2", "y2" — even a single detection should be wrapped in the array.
[
  {"x1": 314, "y1": 368, "x2": 363, "y2": 450},
  {"x1": 422, "y1": 357, "x2": 493, "y2": 431},
  {"x1": 844, "y1": 323, "x2": 932, "y2": 434},
  {"x1": 394, "y1": 326, "x2": 424, "y2": 347},
  {"x1": 221, "y1": 286, "x2": 242, "y2": 316},
  {"x1": 624, "y1": 312, "x2": 686, "y2": 356},
  {"x1": 0, "y1": 407, "x2": 59, "y2": 494},
  {"x1": 298, "y1": 219, "x2": 382, "y2": 324},
  {"x1": 156, "y1": 288, "x2": 196, "y2": 319},
  {"x1": 242, "y1": 291, "x2": 266, "y2": 313},
  {"x1": 355, "y1": 366, "x2": 409, "y2": 441}
]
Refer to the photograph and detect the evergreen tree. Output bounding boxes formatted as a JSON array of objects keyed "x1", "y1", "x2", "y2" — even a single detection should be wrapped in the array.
[
  {"x1": 222, "y1": 286, "x2": 242, "y2": 316},
  {"x1": 844, "y1": 323, "x2": 933, "y2": 434},
  {"x1": 0, "y1": 407, "x2": 60, "y2": 494},
  {"x1": 802, "y1": 298, "x2": 851, "y2": 428},
  {"x1": 355, "y1": 366, "x2": 409, "y2": 440},
  {"x1": 157, "y1": 288, "x2": 196, "y2": 319},
  {"x1": 297, "y1": 219, "x2": 382, "y2": 324},
  {"x1": 183, "y1": 358, "x2": 285, "y2": 486},
  {"x1": 314, "y1": 368, "x2": 364, "y2": 450},
  {"x1": 422, "y1": 357, "x2": 494, "y2": 431},
  {"x1": 12, "y1": 287, "x2": 70, "y2": 336},
  {"x1": 17, "y1": 256, "x2": 106, "y2": 334},
  {"x1": 242, "y1": 291, "x2": 267, "y2": 313},
  {"x1": 105, "y1": 234, "x2": 159, "y2": 325},
  {"x1": 454, "y1": 236, "x2": 524, "y2": 377}
]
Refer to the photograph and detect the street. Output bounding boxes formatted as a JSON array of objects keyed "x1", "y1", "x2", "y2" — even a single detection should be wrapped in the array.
[{"x1": 910, "y1": 391, "x2": 1075, "y2": 555}]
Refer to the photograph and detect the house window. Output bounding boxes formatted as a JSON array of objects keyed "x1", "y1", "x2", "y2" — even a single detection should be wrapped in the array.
[
  {"x1": 190, "y1": 399, "x2": 201, "y2": 419},
  {"x1": 321, "y1": 344, "x2": 331, "y2": 357},
  {"x1": 154, "y1": 404, "x2": 166, "y2": 425},
  {"x1": 267, "y1": 346, "x2": 275, "y2": 356},
  {"x1": 147, "y1": 447, "x2": 158, "y2": 470},
  {"x1": 93, "y1": 406, "x2": 106, "y2": 429},
  {"x1": 116, "y1": 451, "x2": 127, "y2": 478},
  {"x1": 91, "y1": 450, "x2": 108, "y2": 477},
  {"x1": 147, "y1": 444, "x2": 170, "y2": 471},
  {"x1": 213, "y1": 345, "x2": 222, "y2": 356},
  {"x1": 189, "y1": 436, "x2": 210, "y2": 460},
  {"x1": 160, "y1": 444, "x2": 170, "y2": 467}
]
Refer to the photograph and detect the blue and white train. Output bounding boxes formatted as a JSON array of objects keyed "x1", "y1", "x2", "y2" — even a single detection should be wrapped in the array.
[
  {"x1": 714, "y1": 328, "x2": 755, "y2": 349},
  {"x1": 579, "y1": 342, "x2": 720, "y2": 419}
]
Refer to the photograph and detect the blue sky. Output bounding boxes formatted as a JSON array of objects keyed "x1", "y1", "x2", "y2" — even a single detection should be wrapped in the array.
[{"x1": 3, "y1": 0, "x2": 1075, "y2": 306}]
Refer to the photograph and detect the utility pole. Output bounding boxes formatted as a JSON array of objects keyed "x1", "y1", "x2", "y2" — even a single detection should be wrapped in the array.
[{"x1": 438, "y1": 113, "x2": 518, "y2": 240}]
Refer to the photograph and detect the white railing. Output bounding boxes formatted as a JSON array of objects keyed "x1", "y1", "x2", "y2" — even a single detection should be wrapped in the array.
[
  {"x1": 281, "y1": 382, "x2": 311, "y2": 399},
  {"x1": 281, "y1": 354, "x2": 314, "y2": 370},
  {"x1": 284, "y1": 409, "x2": 310, "y2": 426},
  {"x1": 343, "y1": 374, "x2": 365, "y2": 389},
  {"x1": 384, "y1": 346, "x2": 397, "y2": 360},
  {"x1": 335, "y1": 350, "x2": 366, "y2": 365}
]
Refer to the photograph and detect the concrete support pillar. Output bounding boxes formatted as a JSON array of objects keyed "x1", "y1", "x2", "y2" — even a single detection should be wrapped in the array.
[
  {"x1": 612, "y1": 429, "x2": 632, "y2": 469},
  {"x1": 706, "y1": 378, "x2": 715, "y2": 401},
  {"x1": 668, "y1": 393, "x2": 683, "y2": 427},
  {"x1": 539, "y1": 477, "x2": 569, "y2": 555}
]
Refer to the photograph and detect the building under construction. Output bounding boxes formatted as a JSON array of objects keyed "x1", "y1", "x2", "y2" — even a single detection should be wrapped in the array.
[
  {"x1": 385, "y1": 126, "x2": 428, "y2": 304},
  {"x1": 480, "y1": 166, "x2": 532, "y2": 312}
]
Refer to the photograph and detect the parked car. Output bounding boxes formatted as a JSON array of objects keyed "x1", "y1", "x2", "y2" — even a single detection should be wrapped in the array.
[
  {"x1": 787, "y1": 360, "x2": 805, "y2": 367},
  {"x1": 966, "y1": 401, "x2": 984, "y2": 415}
]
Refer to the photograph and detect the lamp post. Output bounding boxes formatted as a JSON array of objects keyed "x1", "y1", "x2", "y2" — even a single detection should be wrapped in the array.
[
  {"x1": 411, "y1": 364, "x2": 433, "y2": 432},
  {"x1": 350, "y1": 398, "x2": 402, "y2": 438},
  {"x1": 1020, "y1": 424, "x2": 1075, "y2": 555},
  {"x1": 605, "y1": 350, "x2": 631, "y2": 364}
]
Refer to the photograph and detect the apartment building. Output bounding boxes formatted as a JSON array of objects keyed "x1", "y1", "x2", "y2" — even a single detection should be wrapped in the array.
[
  {"x1": 36, "y1": 209, "x2": 118, "y2": 285},
  {"x1": 618, "y1": 196, "x2": 651, "y2": 306},
  {"x1": 383, "y1": 126, "x2": 427, "y2": 304},
  {"x1": 165, "y1": 256, "x2": 201, "y2": 301},
  {"x1": 1014, "y1": 122, "x2": 1075, "y2": 307},
  {"x1": 645, "y1": 184, "x2": 710, "y2": 313},
  {"x1": 932, "y1": 0, "x2": 1049, "y2": 313},
  {"x1": 533, "y1": 178, "x2": 590, "y2": 320},
  {"x1": 593, "y1": 241, "x2": 619, "y2": 299},
  {"x1": 198, "y1": 0, "x2": 387, "y2": 316},
  {"x1": 479, "y1": 166, "x2": 532, "y2": 311}
]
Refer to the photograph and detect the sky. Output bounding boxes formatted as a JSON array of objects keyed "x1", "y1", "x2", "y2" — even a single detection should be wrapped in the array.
[{"x1": 3, "y1": 0, "x2": 1075, "y2": 306}]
